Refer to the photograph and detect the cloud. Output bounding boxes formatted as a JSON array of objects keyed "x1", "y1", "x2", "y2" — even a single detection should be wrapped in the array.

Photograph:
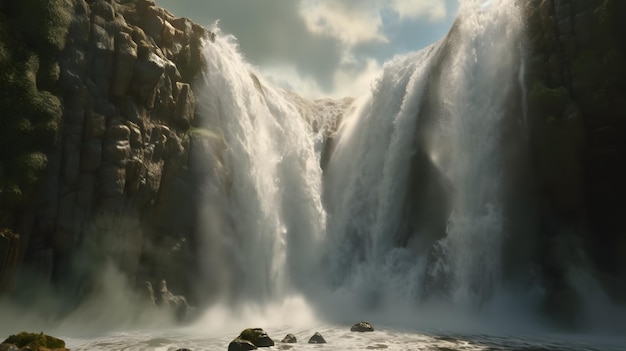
[
  {"x1": 390, "y1": 0, "x2": 447, "y2": 21},
  {"x1": 155, "y1": 0, "x2": 456, "y2": 98},
  {"x1": 300, "y1": 0, "x2": 388, "y2": 46},
  {"x1": 300, "y1": 0, "x2": 449, "y2": 46},
  {"x1": 261, "y1": 58, "x2": 382, "y2": 99}
]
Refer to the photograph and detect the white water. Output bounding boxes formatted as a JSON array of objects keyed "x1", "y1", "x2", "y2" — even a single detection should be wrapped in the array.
[
  {"x1": 193, "y1": 29, "x2": 328, "y2": 303},
  {"x1": 61, "y1": 326, "x2": 626, "y2": 351},
  {"x1": 425, "y1": 0, "x2": 522, "y2": 307}
]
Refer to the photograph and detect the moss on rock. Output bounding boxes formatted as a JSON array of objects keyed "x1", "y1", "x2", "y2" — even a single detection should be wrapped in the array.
[
  {"x1": 0, "y1": 1, "x2": 67, "y2": 212},
  {"x1": 2, "y1": 332, "x2": 65, "y2": 349},
  {"x1": 16, "y1": 0, "x2": 73, "y2": 54}
]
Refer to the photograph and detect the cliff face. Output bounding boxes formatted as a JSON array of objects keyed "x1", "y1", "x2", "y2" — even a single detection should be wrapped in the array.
[
  {"x1": 523, "y1": 0, "x2": 626, "y2": 310},
  {"x1": 0, "y1": 0, "x2": 229, "y2": 306}
]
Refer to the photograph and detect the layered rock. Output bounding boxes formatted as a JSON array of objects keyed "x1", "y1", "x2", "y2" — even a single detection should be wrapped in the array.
[
  {"x1": 0, "y1": 0, "x2": 229, "y2": 313},
  {"x1": 0, "y1": 229, "x2": 19, "y2": 293}
]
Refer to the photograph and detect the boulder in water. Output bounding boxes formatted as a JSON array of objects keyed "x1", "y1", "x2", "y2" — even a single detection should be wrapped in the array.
[
  {"x1": 280, "y1": 334, "x2": 297, "y2": 343},
  {"x1": 1, "y1": 332, "x2": 67, "y2": 351},
  {"x1": 350, "y1": 321, "x2": 374, "y2": 332},
  {"x1": 237, "y1": 328, "x2": 274, "y2": 347},
  {"x1": 227, "y1": 338, "x2": 256, "y2": 351},
  {"x1": 157, "y1": 279, "x2": 193, "y2": 321},
  {"x1": 307, "y1": 332, "x2": 326, "y2": 344}
]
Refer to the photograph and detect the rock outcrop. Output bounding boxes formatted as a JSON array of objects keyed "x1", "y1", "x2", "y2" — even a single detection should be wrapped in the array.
[
  {"x1": 0, "y1": 0, "x2": 229, "y2": 315},
  {"x1": 279, "y1": 334, "x2": 297, "y2": 343},
  {"x1": 227, "y1": 338, "x2": 256, "y2": 351},
  {"x1": 1, "y1": 332, "x2": 68, "y2": 351},
  {"x1": 234, "y1": 328, "x2": 274, "y2": 348},
  {"x1": 307, "y1": 332, "x2": 326, "y2": 344},
  {"x1": 350, "y1": 321, "x2": 374, "y2": 332}
]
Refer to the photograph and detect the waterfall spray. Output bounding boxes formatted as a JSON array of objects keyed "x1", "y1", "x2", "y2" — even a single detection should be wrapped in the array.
[
  {"x1": 321, "y1": 0, "x2": 524, "y2": 319},
  {"x1": 194, "y1": 30, "x2": 329, "y2": 303}
]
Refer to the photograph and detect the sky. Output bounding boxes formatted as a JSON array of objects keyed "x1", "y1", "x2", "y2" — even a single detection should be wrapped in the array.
[{"x1": 155, "y1": 0, "x2": 460, "y2": 98}]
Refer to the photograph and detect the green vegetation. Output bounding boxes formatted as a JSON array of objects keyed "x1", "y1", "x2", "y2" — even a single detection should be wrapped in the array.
[
  {"x1": 3, "y1": 331, "x2": 66, "y2": 349},
  {"x1": 17, "y1": 0, "x2": 73, "y2": 54},
  {"x1": 0, "y1": 0, "x2": 72, "y2": 223}
]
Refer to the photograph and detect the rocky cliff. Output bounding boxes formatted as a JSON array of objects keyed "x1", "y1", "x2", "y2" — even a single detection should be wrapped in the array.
[
  {"x1": 0, "y1": 0, "x2": 229, "y2": 311},
  {"x1": 522, "y1": 0, "x2": 626, "y2": 318}
]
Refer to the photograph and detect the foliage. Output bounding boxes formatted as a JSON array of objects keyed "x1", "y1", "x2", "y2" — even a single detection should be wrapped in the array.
[
  {"x1": 17, "y1": 0, "x2": 73, "y2": 54},
  {"x1": 0, "y1": 1, "x2": 69, "y2": 211},
  {"x1": 3, "y1": 332, "x2": 65, "y2": 349}
]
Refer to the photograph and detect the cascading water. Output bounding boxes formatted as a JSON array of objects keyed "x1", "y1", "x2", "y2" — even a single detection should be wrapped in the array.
[
  {"x1": 320, "y1": 0, "x2": 525, "y2": 319},
  {"x1": 164, "y1": 0, "x2": 626, "y2": 339},
  {"x1": 425, "y1": 0, "x2": 523, "y2": 307},
  {"x1": 194, "y1": 30, "x2": 329, "y2": 304},
  {"x1": 192, "y1": 0, "x2": 530, "y2": 323}
]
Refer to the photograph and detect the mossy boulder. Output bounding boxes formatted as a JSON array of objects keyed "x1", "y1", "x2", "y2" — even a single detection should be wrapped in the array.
[
  {"x1": 350, "y1": 321, "x2": 374, "y2": 332},
  {"x1": 2, "y1": 332, "x2": 66, "y2": 350},
  {"x1": 237, "y1": 328, "x2": 274, "y2": 348}
]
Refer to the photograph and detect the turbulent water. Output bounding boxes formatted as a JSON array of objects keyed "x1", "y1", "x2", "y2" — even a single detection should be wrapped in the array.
[
  {"x1": 3, "y1": 0, "x2": 626, "y2": 350},
  {"x1": 62, "y1": 326, "x2": 626, "y2": 351}
]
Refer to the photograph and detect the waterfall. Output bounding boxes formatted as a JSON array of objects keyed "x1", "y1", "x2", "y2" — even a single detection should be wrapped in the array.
[
  {"x1": 425, "y1": 0, "x2": 523, "y2": 306},
  {"x1": 321, "y1": 0, "x2": 524, "y2": 316},
  {"x1": 194, "y1": 31, "x2": 329, "y2": 303},
  {"x1": 194, "y1": 0, "x2": 531, "y2": 325}
]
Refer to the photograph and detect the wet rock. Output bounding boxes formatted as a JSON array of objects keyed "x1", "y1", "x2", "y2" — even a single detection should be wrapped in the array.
[
  {"x1": 111, "y1": 32, "x2": 138, "y2": 98},
  {"x1": 91, "y1": 0, "x2": 115, "y2": 22},
  {"x1": 98, "y1": 165, "x2": 126, "y2": 197},
  {"x1": 237, "y1": 328, "x2": 274, "y2": 347},
  {"x1": 172, "y1": 82, "x2": 195, "y2": 129},
  {"x1": 80, "y1": 140, "x2": 102, "y2": 172},
  {"x1": 158, "y1": 279, "x2": 192, "y2": 321},
  {"x1": 307, "y1": 332, "x2": 326, "y2": 344},
  {"x1": 351, "y1": 321, "x2": 375, "y2": 332},
  {"x1": 105, "y1": 123, "x2": 132, "y2": 141},
  {"x1": 84, "y1": 113, "x2": 107, "y2": 139},
  {"x1": 280, "y1": 334, "x2": 296, "y2": 343},
  {"x1": 1, "y1": 332, "x2": 67, "y2": 351},
  {"x1": 132, "y1": 52, "x2": 166, "y2": 108},
  {"x1": 102, "y1": 139, "x2": 131, "y2": 165},
  {"x1": 228, "y1": 338, "x2": 256, "y2": 351}
]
